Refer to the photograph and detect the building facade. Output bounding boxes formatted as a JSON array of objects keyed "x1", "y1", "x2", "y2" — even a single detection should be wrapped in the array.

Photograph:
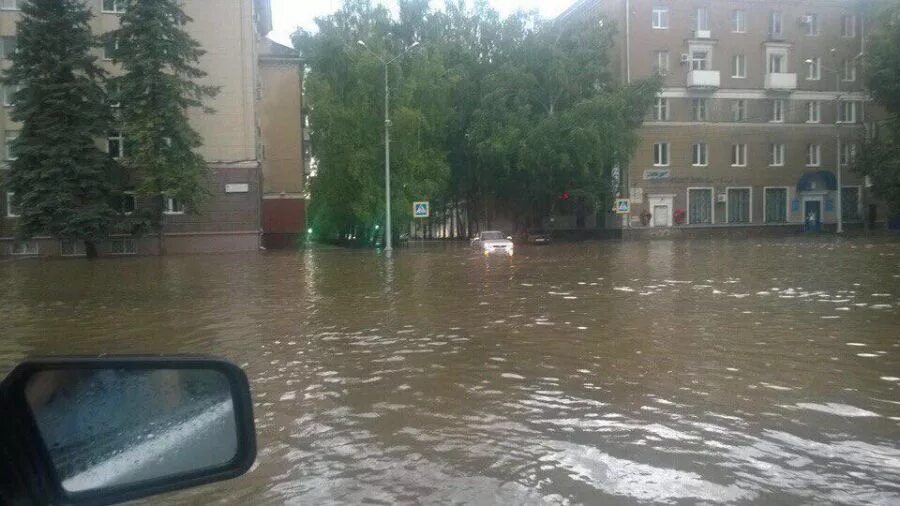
[
  {"x1": 1, "y1": 0, "x2": 304, "y2": 256},
  {"x1": 561, "y1": 0, "x2": 878, "y2": 230}
]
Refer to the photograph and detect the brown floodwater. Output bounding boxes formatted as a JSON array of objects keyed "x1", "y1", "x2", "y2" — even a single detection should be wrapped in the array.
[{"x1": 1, "y1": 237, "x2": 898, "y2": 504}]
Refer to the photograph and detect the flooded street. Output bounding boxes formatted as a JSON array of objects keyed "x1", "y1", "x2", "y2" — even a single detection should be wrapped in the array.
[{"x1": 1, "y1": 237, "x2": 899, "y2": 504}]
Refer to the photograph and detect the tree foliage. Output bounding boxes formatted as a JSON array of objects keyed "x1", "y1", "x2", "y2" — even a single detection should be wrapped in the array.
[
  {"x1": 856, "y1": 1, "x2": 900, "y2": 214},
  {"x1": 297, "y1": 0, "x2": 658, "y2": 242},
  {"x1": 113, "y1": 0, "x2": 219, "y2": 251},
  {"x1": 3, "y1": 0, "x2": 115, "y2": 257}
]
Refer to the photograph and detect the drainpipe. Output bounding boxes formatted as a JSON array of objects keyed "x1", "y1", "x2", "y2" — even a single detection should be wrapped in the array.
[{"x1": 623, "y1": 0, "x2": 632, "y2": 232}]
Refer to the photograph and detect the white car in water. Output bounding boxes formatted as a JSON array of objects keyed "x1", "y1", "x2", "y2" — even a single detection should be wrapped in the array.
[{"x1": 471, "y1": 231, "x2": 514, "y2": 256}]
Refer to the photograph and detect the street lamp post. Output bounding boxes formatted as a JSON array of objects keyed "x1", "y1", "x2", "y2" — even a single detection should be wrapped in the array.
[
  {"x1": 807, "y1": 55, "x2": 844, "y2": 234},
  {"x1": 357, "y1": 39, "x2": 420, "y2": 252}
]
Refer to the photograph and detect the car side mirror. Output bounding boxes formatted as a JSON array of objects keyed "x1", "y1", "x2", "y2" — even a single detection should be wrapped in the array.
[{"x1": 0, "y1": 356, "x2": 256, "y2": 505}]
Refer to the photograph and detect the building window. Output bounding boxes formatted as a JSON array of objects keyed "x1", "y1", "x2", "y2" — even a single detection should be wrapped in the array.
[
  {"x1": 803, "y1": 14, "x2": 818, "y2": 36},
  {"x1": 807, "y1": 101, "x2": 821, "y2": 123},
  {"x1": 731, "y1": 144, "x2": 747, "y2": 166},
  {"x1": 6, "y1": 191, "x2": 19, "y2": 217},
  {"x1": 2, "y1": 84, "x2": 21, "y2": 107},
  {"x1": 653, "y1": 142, "x2": 669, "y2": 166},
  {"x1": 653, "y1": 98, "x2": 668, "y2": 121},
  {"x1": 769, "y1": 143, "x2": 785, "y2": 166},
  {"x1": 839, "y1": 101, "x2": 857, "y2": 123},
  {"x1": 5, "y1": 131, "x2": 17, "y2": 161},
  {"x1": 771, "y1": 99, "x2": 785, "y2": 122},
  {"x1": 841, "y1": 15, "x2": 856, "y2": 38},
  {"x1": 107, "y1": 81, "x2": 121, "y2": 108},
  {"x1": 696, "y1": 8, "x2": 709, "y2": 32},
  {"x1": 61, "y1": 241, "x2": 86, "y2": 257},
  {"x1": 732, "y1": 55, "x2": 746, "y2": 78},
  {"x1": 10, "y1": 241, "x2": 38, "y2": 256},
  {"x1": 692, "y1": 98, "x2": 707, "y2": 121},
  {"x1": 653, "y1": 50, "x2": 669, "y2": 74},
  {"x1": 164, "y1": 197, "x2": 185, "y2": 215},
  {"x1": 115, "y1": 192, "x2": 136, "y2": 215},
  {"x1": 107, "y1": 131, "x2": 124, "y2": 159},
  {"x1": 103, "y1": 35, "x2": 118, "y2": 61},
  {"x1": 0, "y1": 0, "x2": 25, "y2": 11},
  {"x1": 1, "y1": 36, "x2": 16, "y2": 59},
  {"x1": 692, "y1": 143, "x2": 708, "y2": 166},
  {"x1": 732, "y1": 100, "x2": 746, "y2": 122},
  {"x1": 109, "y1": 238, "x2": 136, "y2": 255},
  {"x1": 652, "y1": 7, "x2": 669, "y2": 29},
  {"x1": 806, "y1": 144, "x2": 820, "y2": 166},
  {"x1": 842, "y1": 187, "x2": 860, "y2": 220},
  {"x1": 765, "y1": 188, "x2": 788, "y2": 223},
  {"x1": 769, "y1": 11, "x2": 783, "y2": 37},
  {"x1": 768, "y1": 53, "x2": 785, "y2": 74},
  {"x1": 727, "y1": 188, "x2": 751, "y2": 224},
  {"x1": 732, "y1": 10, "x2": 746, "y2": 33},
  {"x1": 691, "y1": 50, "x2": 709, "y2": 71},
  {"x1": 688, "y1": 188, "x2": 713, "y2": 224},
  {"x1": 840, "y1": 143, "x2": 857, "y2": 167},
  {"x1": 841, "y1": 59, "x2": 856, "y2": 82},
  {"x1": 102, "y1": 0, "x2": 126, "y2": 13},
  {"x1": 806, "y1": 57, "x2": 820, "y2": 80}
]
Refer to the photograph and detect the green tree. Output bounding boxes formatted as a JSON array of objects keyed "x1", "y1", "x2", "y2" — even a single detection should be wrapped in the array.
[
  {"x1": 113, "y1": 0, "x2": 218, "y2": 254},
  {"x1": 3, "y1": 0, "x2": 115, "y2": 258},
  {"x1": 855, "y1": 2, "x2": 900, "y2": 215}
]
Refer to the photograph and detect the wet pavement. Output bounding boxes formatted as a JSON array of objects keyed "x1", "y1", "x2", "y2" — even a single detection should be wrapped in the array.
[{"x1": 1, "y1": 237, "x2": 898, "y2": 504}]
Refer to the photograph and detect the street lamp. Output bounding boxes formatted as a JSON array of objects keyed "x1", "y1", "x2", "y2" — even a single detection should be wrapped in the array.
[
  {"x1": 357, "y1": 39, "x2": 422, "y2": 252},
  {"x1": 806, "y1": 52, "x2": 845, "y2": 233}
]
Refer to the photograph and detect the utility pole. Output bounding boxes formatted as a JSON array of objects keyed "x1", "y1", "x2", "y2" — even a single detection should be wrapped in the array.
[
  {"x1": 835, "y1": 62, "x2": 844, "y2": 234},
  {"x1": 358, "y1": 39, "x2": 421, "y2": 252}
]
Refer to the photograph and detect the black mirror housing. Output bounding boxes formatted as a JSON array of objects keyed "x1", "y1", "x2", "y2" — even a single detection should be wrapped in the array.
[{"x1": 0, "y1": 356, "x2": 256, "y2": 506}]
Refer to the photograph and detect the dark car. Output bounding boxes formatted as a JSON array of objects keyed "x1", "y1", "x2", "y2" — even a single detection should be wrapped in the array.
[{"x1": 526, "y1": 229, "x2": 551, "y2": 245}]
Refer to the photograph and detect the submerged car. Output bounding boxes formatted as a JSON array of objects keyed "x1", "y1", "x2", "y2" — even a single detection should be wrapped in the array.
[{"x1": 471, "y1": 231, "x2": 514, "y2": 256}]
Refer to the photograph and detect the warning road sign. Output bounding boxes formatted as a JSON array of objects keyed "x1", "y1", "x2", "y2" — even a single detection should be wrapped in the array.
[{"x1": 413, "y1": 201, "x2": 430, "y2": 218}]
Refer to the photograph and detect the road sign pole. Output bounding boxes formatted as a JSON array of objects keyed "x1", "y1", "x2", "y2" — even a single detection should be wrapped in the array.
[{"x1": 384, "y1": 64, "x2": 392, "y2": 252}]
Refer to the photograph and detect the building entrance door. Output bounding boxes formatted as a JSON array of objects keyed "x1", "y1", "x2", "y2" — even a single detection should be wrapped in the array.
[
  {"x1": 646, "y1": 194, "x2": 674, "y2": 227},
  {"x1": 804, "y1": 200, "x2": 822, "y2": 232}
]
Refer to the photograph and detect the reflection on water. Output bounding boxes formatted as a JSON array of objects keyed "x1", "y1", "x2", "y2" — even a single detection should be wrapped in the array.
[{"x1": 1, "y1": 238, "x2": 899, "y2": 504}]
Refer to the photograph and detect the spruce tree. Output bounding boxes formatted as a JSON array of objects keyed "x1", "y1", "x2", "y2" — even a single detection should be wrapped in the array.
[
  {"x1": 3, "y1": 0, "x2": 115, "y2": 258},
  {"x1": 114, "y1": 0, "x2": 218, "y2": 254}
]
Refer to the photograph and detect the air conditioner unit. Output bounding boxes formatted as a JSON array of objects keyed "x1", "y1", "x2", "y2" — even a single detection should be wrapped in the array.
[
  {"x1": 800, "y1": 15, "x2": 814, "y2": 25},
  {"x1": 680, "y1": 53, "x2": 690, "y2": 64},
  {"x1": 695, "y1": 29, "x2": 711, "y2": 39},
  {"x1": 717, "y1": 193, "x2": 727, "y2": 203}
]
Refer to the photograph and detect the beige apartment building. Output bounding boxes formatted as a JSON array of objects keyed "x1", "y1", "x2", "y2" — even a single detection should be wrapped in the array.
[
  {"x1": 561, "y1": 0, "x2": 877, "y2": 231},
  {"x1": 0, "y1": 0, "x2": 305, "y2": 256}
]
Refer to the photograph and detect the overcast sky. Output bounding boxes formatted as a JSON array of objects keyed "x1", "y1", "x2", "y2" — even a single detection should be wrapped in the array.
[{"x1": 268, "y1": 0, "x2": 572, "y2": 45}]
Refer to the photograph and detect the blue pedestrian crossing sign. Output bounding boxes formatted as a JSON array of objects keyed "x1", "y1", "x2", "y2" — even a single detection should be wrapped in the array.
[
  {"x1": 615, "y1": 199, "x2": 631, "y2": 214},
  {"x1": 414, "y1": 201, "x2": 430, "y2": 218}
]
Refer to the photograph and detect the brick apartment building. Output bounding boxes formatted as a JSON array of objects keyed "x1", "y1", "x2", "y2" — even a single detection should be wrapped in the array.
[
  {"x1": 560, "y1": 0, "x2": 879, "y2": 230},
  {"x1": 0, "y1": 0, "x2": 305, "y2": 256}
]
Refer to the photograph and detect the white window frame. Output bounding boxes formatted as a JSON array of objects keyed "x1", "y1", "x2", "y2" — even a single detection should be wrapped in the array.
[
  {"x1": 692, "y1": 143, "x2": 708, "y2": 167},
  {"x1": 0, "y1": 36, "x2": 16, "y2": 60},
  {"x1": 10, "y1": 240, "x2": 38, "y2": 256},
  {"x1": 60, "y1": 240, "x2": 87, "y2": 257},
  {"x1": 653, "y1": 142, "x2": 669, "y2": 167},
  {"x1": 687, "y1": 187, "x2": 715, "y2": 225},
  {"x1": 101, "y1": 0, "x2": 126, "y2": 14},
  {"x1": 733, "y1": 100, "x2": 746, "y2": 122},
  {"x1": 107, "y1": 131, "x2": 124, "y2": 159},
  {"x1": 769, "y1": 143, "x2": 785, "y2": 166},
  {"x1": 842, "y1": 15, "x2": 856, "y2": 38},
  {"x1": 120, "y1": 191, "x2": 136, "y2": 215},
  {"x1": 768, "y1": 53, "x2": 785, "y2": 74},
  {"x1": 806, "y1": 57, "x2": 821, "y2": 80},
  {"x1": 691, "y1": 50, "x2": 709, "y2": 71},
  {"x1": 807, "y1": 101, "x2": 821, "y2": 123},
  {"x1": 725, "y1": 187, "x2": 752, "y2": 224},
  {"x1": 109, "y1": 238, "x2": 137, "y2": 255},
  {"x1": 696, "y1": 8, "x2": 709, "y2": 32},
  {"x1": 732, "y1": 54, "x2": 746, "y2": 78},
  {"x1": 654, "y1": 50, "x2": 669, "y2": 74},
  {"x1": 0, "y1": 0, "x2": 25, "y2": 11},
  {"x1": 769, "y1": 11, "x2": 783, "y2": 37},
  {"x1": 164, "y1": 197, "x2": 185, "y2": 215},
  {"x1": 2, "y1": 84, "x2": 21, "y2": 107},
  {"x1": 771, "y1": 99, "x2": 785, "y2": 123},
  {"x1": 732, "y1": 10, "x2": 746, "y2": 33},
  {"x1": 764, "y1": 186, "x2": 790, "y2": 224},
  {"x1": 653, "y1": 98, "x2": 668, "y2": 121},
  {"x1": 5, "y1": 130, "x2": 17, "y2": 161},
  {"x1": 806, "y1": 144, "x2": 821, "y2": 167},
  {"x1": 692, "y1": 98, "x2": 707, "y2": 121},
  {"x1": 840, "y1": 143, "x2": 857, "y2": 167},
  {"x1": 839, "y1": 101, "x2": 857, "y2": 123},
  {"x1": 841, "y1": 59, "x2": 856, "y2": 82},
  {"x1": 103, "y1": 36, "x2": 118, "y2": 61},
  {"x1": 731, "y1": 143, "x2": 747, "y2": 167},
  {"x1": 652, "y1": 7, "x2": 669, "y2": 29},
  {"x1": 6, "y1": 191, "x2": 19, "y2": 217},
  {"x1": 841, "y1": 185, "x2": 862, "y2": 221},
  {"x1": 804, "y1": 14, "x2": 818, "y2": 36}
]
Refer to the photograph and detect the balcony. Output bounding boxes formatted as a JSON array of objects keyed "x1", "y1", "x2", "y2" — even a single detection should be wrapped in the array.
[
  {"x1": 694, "y1": 29, "x2": 711, "y2": 39},
  {"x1": 765, "y1": 72, "x2": 797, "y2": 90},
  {"x1": 687, "y1": 70, "x2": 720, "y2": 88}
]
